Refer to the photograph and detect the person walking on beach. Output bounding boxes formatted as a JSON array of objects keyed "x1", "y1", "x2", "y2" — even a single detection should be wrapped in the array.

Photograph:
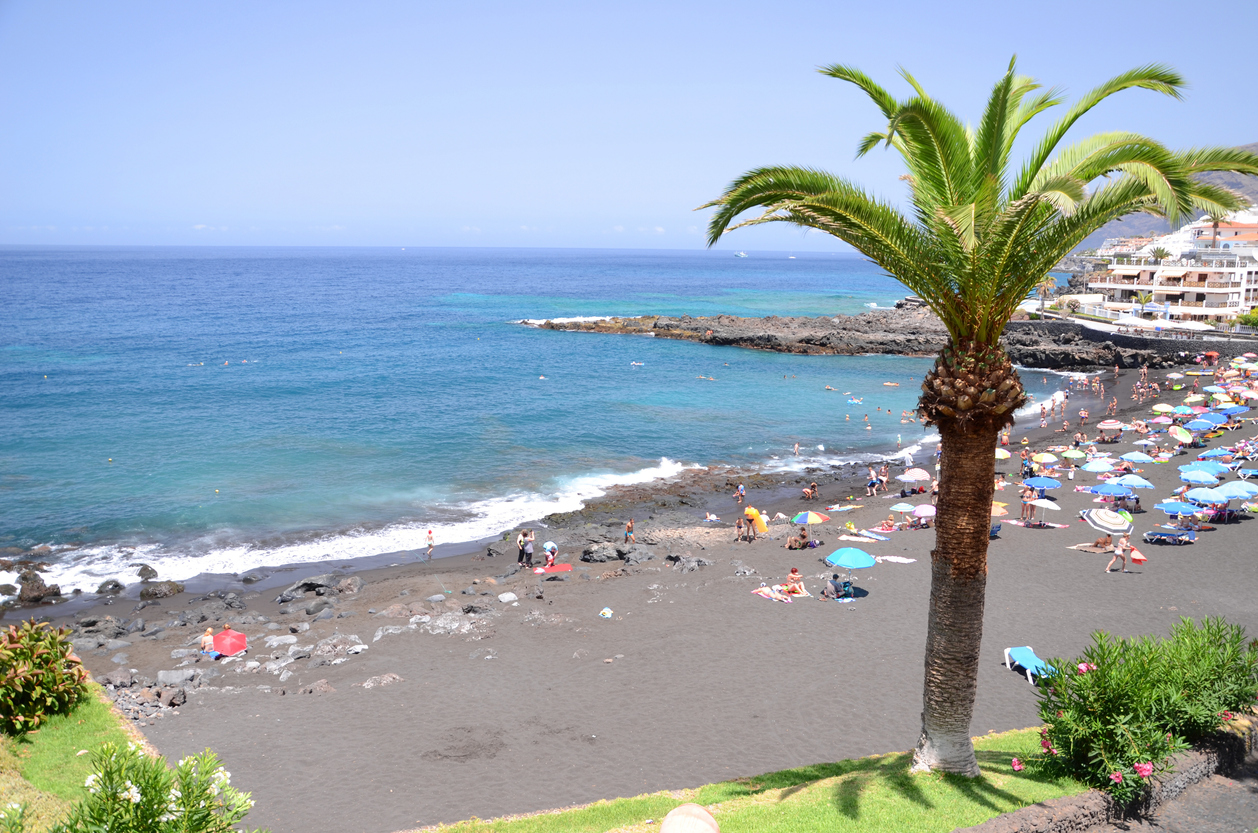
[
  {"x1": 1105, "y1": 532, "x2": 1131, "y2": 573},
  {"x1": 426, "y1": 529, "x2": 435, "y2": 560},
  {"x1": 866, "y1": 466, "x2": 879, "y2": 497},
  {"x1": 793, "y1": 442, "x2": 799, "y2": 456},
  {"x1": 625, "y1": 518, "x2": 635, "y2": 544},
  {"x1": 517, "y1": 529, "x2": 528, "y2": 567},
  {"x1": 734, "y1": 516, "x2": 745, "y2": 542}
]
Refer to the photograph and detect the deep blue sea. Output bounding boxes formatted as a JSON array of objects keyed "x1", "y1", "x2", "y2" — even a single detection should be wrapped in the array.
[{"x1": 0, "y1": 247, "x2": 1061, "y2": 594}]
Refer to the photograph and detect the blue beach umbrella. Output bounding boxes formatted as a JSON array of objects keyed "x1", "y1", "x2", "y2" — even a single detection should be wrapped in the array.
[
  {"x1": 1185, "y1": 487, "x2": 1229, "y2": 504},
  {"x1": 1180, "y1": 470, "x2": 1219, "y2": 485},
  {"x1": 1156, "y1": 501, "x2": 1202, "y2": 515},
  {"x1": 1184, "y1": 419, "x2": 1215, "y2": 431},
  {"x1": 1110, "y1": 474, "x2": 1154, "y2": 489},
  {"x1": 1203, "y1": 385, "x2": 1227, "y2": 393},
  {"x1": 1199, "y1": 413, "x2": 1227, "y2": 425},
  {"x1": 826, "y1": 547, "x2": 877, "y2": 569},
  {"x1": 1180, "y1": 461, "x2": 1228, "y2": 475},
  {"x1": 1023, "y1": 477, "x2": 1061, "y2": 490},
  {"x1": 1199, "y1": 447, "x2": 1233, "y2": 458},
  {"x1": 1216, "y1": 481, "x2": 1258, "y2": 500},
  {"x1": 1221, "y1": 406, "x2": 1250, "y2": 416},
  {"x1": 1120, "y1": 452, "x2": 1155, "y2": 463},
  {"x1": 1171, "y1": 406, "x2": 1195, "y2": 415},
  {"x1": 1081, "y1": 460, "x2": 1114, "y2": 473},
  {"x1": 1091, "y1": 483, "x2": 1133, "y2": 497}
]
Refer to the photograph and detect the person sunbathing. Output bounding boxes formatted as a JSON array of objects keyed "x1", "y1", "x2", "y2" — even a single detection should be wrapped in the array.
[
  {"x1": 1092, "y1": 534, "x2": 1113, "y2": 550},
  {"x1": 784, "y1": 568, "x2": 806, "y2": 594},
  {"x1": 875, "y1": 514, "x2": 898, "y2": 532},
  {"x1": 785, "y1": 525, "x2": 810, "y2": 549}
]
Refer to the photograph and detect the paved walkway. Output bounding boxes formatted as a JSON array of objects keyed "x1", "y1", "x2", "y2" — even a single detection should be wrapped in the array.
[{"x1": 1085, "y1": 756, "x2": 1258, "y2": 833}]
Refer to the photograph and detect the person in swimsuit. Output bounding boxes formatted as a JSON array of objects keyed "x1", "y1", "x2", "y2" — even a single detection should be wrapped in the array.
[
  {"x1": 1106, "y1": 533, "x2": 1131, "y2": 573},
  {"x1": 734, "y1": 516, "x2": 745, "y2": 542},
  {"x1": 524, "y1": 530, "x2": 535, "y2": 567},
  {"x1": 784, "y1": 568, "x2": 806, "y2": 594},
  {"x1": 517, "y1": 530, "x2": 528, "y2": 566},
  {"x1": 426, "y1": 530, "x2": 435, "y2": 559},
  {"x1": 625, "y1": 518, "x2": 635, "y2": 544}
]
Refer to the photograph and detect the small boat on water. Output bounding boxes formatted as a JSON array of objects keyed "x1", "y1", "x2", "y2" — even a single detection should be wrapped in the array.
[
  {"x1": 883, "y1": 382, "x2": 900, "y2": 387},
  {"x1": 734, "y1": 251, "x2": 748, "y2": 258}
]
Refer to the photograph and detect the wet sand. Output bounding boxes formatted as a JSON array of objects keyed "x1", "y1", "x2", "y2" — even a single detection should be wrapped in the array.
[{"x1": 37, "y1": 367, "x2": 1258, "y2": 833}]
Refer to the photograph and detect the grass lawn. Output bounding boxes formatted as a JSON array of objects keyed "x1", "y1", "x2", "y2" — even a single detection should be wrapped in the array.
[
  {"x1": 423, "y1": 728, "x2": 1086, "y2": 833},
  {"x1": 1, "y1": 683, "x2": 135, "y2": 831}
]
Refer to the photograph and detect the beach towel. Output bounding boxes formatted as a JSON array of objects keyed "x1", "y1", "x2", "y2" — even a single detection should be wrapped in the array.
[
  {"x1": 826, "y1": 505, "x2": 861, "y2": 512},
  {"x1": 1006, "y1": 519, "x2": 1069, "y2": 529},
  {"x1": 838, "y1": 535, "x2": 879, "y2": 543},
  {"x1": 1129, "y1": 547, "x2": 1148, "y2": 564},
  {"x1": 533, "y1": 564, "x2": 573, "y2": 574},
  {"x1": 859, "y1": 531, "x2": 890, "y2": 541},
  {"x1": 1067, "y1": 544, "x2": 1112, "y2": 553},
  {"x1": 876, "y1": 555, "x2": 916, "y2": 564}
]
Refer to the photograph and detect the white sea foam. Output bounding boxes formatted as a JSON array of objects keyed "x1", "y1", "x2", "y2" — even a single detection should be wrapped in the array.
[
  {"x1": 2, "y1": 458, "x2": 699, "y2": 597},
  {"x1": 517, "y1": 316, "x2": 616, "y2": 325}
]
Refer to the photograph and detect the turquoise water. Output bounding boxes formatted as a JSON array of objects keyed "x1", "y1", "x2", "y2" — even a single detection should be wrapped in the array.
[{"x1": 1, "y1": 247, "x2": 950, "y2": 591}]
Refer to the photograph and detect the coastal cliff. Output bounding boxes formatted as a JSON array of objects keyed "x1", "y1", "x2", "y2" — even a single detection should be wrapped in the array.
[{"x1": 528, "y1": 308, "x2": 1204, "y2": 369}]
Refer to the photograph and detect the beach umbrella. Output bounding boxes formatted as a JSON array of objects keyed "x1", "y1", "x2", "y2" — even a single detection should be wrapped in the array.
[
  {"x1": 1239, "y1": 390, "x2": 1258, "y2": 400},
  {"x1": 1029, "y1": 498, "x2": 1060, "y2": 511},
  {"x1": 1156, "y1": 501, "x2": 1202, "y2": 515},
  {"x1": 1081, "y1": 460, "x2": 1114, "y2": 473},
  {"x1": 1199, "y1": 413, "x2": 1227, "y2": 425},
  {"x1": 1199, "y1": 447, "x2": 1233, "y2": 458},
  {"x1": 889, "y1": 503, "x2": 915, "y2": 523},
  {"x1": 1184, "y1": 420, "x2": 1214, "y2": 431},
  {"x1": 1221, "y1": 406, "x2": 1250, "y2": 415},
  {"x1": 1165, "y1": 373, "x2": 1185, "y2": 380},
  {"x1": 991, "y1": 501, "x2": 1008, "y2": 517},
  {"x1": 1023, "y1": 476, "x2": 1061, "y2": 489},
  {"x1": 994, "y1": 448, "x2": 1011, "y2": 460},
  {"x1": 1111, "y1": 474, "x2": 1154, "y2": 489},
  {"x1": 1091, "y1": 483, "x2": 1133, "y2": 497},
  {"x1": 1151, "y1": 416, "x2": 1173, "y2": 425},
  {"x1": 1183, "y1": 396, "x2": 1205, "y2": 404},
  {"x1": 1151, "y1": 403, "x2": 1174, "y2": 413},
  {"x1": 1189, "y1": 406, "x2": 1210, "y2": 414},
  {"x1": 1132, "y1": 439, "x2": 1158, "y2": 447},
  {"x1": 1081, "y1": 508, "x2": 1133, "y2": 535},
  {"x1": 1097, "y1": 419, "x2": 1125, "y2": 432},
  {"x1": 1179, "y1": 470, "x2": 1219, "y2": 485},
  {"x1": 213, "y1": 629, "x2": 247, "y2": 656},
  {"x1": 1244, "y1": 354, "x2": 1257, "y2": 359},
  {"x1": 791, "y1": 511, "x2": 830, "y2": 525},
  {"x1": 1119, "y1": 452, "x2": 1155, "y2": 463},
  {"x1": 1031, "y1": 453, "x2": 1058, "y2": 464},
  {"x1": 1169, "y1": 426, "x2": 1193, "y2": 443},
  {"x1": 1062, "y1": 449, "x2": 1086, "y2": 459},
  {"x1": 1180, "y1": 461, "x2": 1228, "y2": 475},
  {"x1": 1185, "y1": 487, "x2": 1229, "y2": 504},
  {"x1": 1203, "y1": 385, "x2": 1227, "y2": 393},
  {"x1": 898, "y1": 468, "x2": 932, "y2": 482},
  {"x1": 913, "y1": 504, "x2": 936, "y2": 518},
  {"x1": 825, "y1": 547, "x2": 877, "y2": 584},
  {"x1": 1171, "y1": 406, "x2": 1194, "y2": 415},
  {"x1": 1216, "y1": 481, "x2": 1258, "y2": 500}
]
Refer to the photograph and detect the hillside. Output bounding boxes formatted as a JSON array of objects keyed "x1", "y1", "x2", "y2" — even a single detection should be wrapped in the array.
[{"x1": 1075, "y1": 141, "x2": 1258, "y2": 250}]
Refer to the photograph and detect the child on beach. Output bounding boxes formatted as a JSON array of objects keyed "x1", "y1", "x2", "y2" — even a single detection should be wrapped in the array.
[{"x1": 734, "y1": 517, "x2": 745, "y2": 542}]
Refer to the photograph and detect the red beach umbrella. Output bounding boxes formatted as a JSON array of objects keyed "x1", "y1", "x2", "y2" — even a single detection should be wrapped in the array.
[{"x1": 214, "y1": 629, "x2": 247, "y2": 656}]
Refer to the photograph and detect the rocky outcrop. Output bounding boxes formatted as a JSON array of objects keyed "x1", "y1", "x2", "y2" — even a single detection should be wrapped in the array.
[{"x1": 528, "y1": 309, "x2": 1234, "y2": 369}]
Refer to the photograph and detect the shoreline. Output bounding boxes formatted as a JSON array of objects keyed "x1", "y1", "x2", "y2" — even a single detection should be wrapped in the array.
[{"x1": 0, "y1": 359, "x2": 1173, "y2": 617}]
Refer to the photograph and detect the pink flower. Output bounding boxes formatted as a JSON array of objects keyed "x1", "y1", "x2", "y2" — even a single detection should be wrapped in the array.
[
  {"x1": 1011, "y1": 758, "x2": 1024, "y2": 772},
  {"x1": 1077, "y1": 663, "x2": 1089, "y2": 674},
  {"x1": 1110, "y1": 771, "x2": 1123, "y2": 784},
  {"x1": 1218, "y1": 711, "x2": 1234, "y2": 722},
  {"x1": 1134, "y1": 762, "x2": 1153, "y2": 779},
  {"x1": 1041, "y1": 738, "x2": 1051, "y2": 749}
]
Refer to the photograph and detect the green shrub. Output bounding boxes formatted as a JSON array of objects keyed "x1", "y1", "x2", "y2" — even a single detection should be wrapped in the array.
[
  {"x1": 3, "y1": 742, "x2": 264, "y2": 833},
  {"x1": 1030, "y1": 617, "x2": 1258, "y2": 804},
  {"x1": 0, "y1": 620, "x2": 88, "y2": 736}
]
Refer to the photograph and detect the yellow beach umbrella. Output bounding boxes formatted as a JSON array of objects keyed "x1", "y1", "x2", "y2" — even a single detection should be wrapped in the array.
[
  {"x1": 994, "y1": 448, "x2": 1011, "y2": 460},
  {"x1": 1183, "y1": 395, "x2": 1204, "y2": 403},
  {"x1": 1032, "y1": 453, "x2": 1058, "y2": 464},
  {"x1": 1151, "y1": 403, "x2": 1173, "y2": 413}
]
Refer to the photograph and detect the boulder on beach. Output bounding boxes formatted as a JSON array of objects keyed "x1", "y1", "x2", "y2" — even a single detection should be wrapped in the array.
[
  {"x1": 96, "y1": 579, "x2": 125, "y2": 595},
  {"x1": 581, "y1": 542, "x2": 619, "y2": 562},
  {"x1": 135, "y1": 564, "x2": 158, "y2": 580},
  {"x1": 139, "y1": 580, "x2": 184, "y2": 600},
  {"x1": 17, "y1": 569, "x2": 60, "y2": 603}
]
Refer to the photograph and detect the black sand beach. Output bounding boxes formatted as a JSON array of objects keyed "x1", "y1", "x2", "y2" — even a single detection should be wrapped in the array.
[{"x1": 22, "y1": 365, "x2": 1258, "y2": 832}]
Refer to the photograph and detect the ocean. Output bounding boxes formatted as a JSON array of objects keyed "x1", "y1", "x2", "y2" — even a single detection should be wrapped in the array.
[{"x1": 0, "y1": 247, "x2": 1058, "y2": 595}]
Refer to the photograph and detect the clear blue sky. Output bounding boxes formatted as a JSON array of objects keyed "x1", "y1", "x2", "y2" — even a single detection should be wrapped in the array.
[{"x1": 2, "y1": 0, "x2": 1255, "y2": 249}]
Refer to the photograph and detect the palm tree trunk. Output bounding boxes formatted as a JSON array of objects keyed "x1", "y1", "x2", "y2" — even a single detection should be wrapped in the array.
[{"x1": 911, "y1": 421, "x2": 997, "y2": 776}]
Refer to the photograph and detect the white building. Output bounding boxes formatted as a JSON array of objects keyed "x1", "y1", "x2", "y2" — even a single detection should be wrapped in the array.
[{"x1": 1087, "y1": 211, "x2": 1258, "y2": 323}]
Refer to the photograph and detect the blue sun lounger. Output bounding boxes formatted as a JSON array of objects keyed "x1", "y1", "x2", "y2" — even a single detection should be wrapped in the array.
[
  {"x1": 1143, "y1": 529, "x2": 1195, "y2": 545},
  {"x1": 1003, "y1": 646, "x2": 1052, "y2": 684}
]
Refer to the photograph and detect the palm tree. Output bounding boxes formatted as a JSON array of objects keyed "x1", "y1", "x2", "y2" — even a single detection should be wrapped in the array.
[
  {"x1": 702, "y1": 59, "x2": 1258, "y2": 776},
  {"x1": 1036, "y1": 275, "x2": 1058, "y2": 316},
  {"x1": 1150, "y1": 246, "x2": 1170, "y2": 264},
  {"x1": 1203, "y1": 209, "x2": 1230, "y2": 248}
]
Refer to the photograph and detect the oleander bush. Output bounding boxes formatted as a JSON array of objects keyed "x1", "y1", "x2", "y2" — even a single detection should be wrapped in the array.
[
  {"x1": 1, "y1": 742, "x2": 264, "y2": 833},
  {"x1": 1028, "y1": 617, "x2": 1258, "y2": 804},
  {"x1": 0, "y1": 620, "x2": 88, "y2": 736}
]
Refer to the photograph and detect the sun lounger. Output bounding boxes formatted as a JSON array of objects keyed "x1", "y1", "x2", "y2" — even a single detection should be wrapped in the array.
[
  {"x1": 1238, "y1": 469, "x2": 1258, "y2": 480},
  {"x1": 1142, "y1": 529, "x2": 1195, "y2": 545},
  {"x1": 1004, "y1": 646, "x2": 1052, "y2": 684}
]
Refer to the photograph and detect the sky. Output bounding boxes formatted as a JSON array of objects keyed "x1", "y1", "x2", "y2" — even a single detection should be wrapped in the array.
[{"x1": 2, "y1": 0, "x2": 1256, "y2": 250}]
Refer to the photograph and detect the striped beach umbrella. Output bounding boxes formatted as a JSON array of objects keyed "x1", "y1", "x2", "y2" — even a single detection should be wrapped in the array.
[
  {"x1": 791, "y1": 511, "x2": 830, "y2": 525},
  {"x1": 1081, "y1": 508, "x2": 1133, "y2": 534},
  {"x1": 995, "y1": 448, "x2": 1011, "y2": 460},
  {"x1": 1168, "y1": 426, "x2": 1193, "y2": 443}
]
